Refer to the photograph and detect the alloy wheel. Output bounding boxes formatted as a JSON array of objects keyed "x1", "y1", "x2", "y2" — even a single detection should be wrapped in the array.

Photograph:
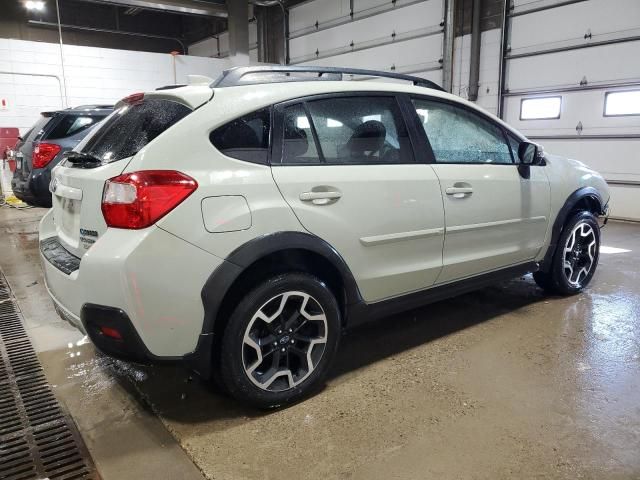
[
  {"x1": 562, "y1": 222, "x2": 597, "y2": 287},
  {"x1": 242, "y1": 291, "x2": 328, "y2": 392}
]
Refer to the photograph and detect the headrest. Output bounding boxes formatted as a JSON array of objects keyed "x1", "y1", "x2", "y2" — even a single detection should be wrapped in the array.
[
  {"x1": 219, "y1": 121, "x2": 260, "y2": 149},
  {"x1": 284, "y1": 117, "x2": 309, "y2": 158},
  {"x1": 347, "y1": 120, "x2": 386, "y2": 155}
]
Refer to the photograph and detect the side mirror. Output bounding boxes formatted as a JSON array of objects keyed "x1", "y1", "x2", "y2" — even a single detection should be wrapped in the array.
[{"x1": 518, "y1": 141, "x2": 544, "y2": 166}]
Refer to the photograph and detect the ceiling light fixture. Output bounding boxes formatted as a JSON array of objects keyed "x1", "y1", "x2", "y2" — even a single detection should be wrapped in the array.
[{"x1": 25, "y1": 0, "x2": 46, "y2": 11}]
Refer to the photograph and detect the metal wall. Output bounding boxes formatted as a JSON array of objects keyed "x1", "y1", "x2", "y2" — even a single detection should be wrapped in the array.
[{"x1": 499, "y1": 0, "x2": 640, "y2": 220}]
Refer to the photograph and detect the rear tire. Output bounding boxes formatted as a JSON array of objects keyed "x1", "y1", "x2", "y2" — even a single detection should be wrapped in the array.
[
  {"x1": 535, "y1": 211, "x2": 600, "y2": 295},
  {"x1": 219, "y1": 272, "x2": 340, "y2": 409}
]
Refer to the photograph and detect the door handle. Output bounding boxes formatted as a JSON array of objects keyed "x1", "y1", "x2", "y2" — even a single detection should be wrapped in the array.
[
  {"x1": 299, "y1": 190, "x2": 342, "y2": 205},
  {"x1": 445, "y1": 186, "x2": 473, "y2": 197}
]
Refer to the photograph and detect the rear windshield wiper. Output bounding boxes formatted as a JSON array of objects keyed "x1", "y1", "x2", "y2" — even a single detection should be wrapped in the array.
[{"x1": 63, "y1": 151, "x2": 102, "y2": 168}]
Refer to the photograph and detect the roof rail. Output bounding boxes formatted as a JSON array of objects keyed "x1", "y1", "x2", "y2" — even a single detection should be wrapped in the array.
[{"x1": 211, "y1": 65, "x2": 445, "y2": 92}]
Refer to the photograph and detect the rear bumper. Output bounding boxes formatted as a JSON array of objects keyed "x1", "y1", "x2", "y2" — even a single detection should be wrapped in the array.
[
  {"x1": 11, "y1": 169, "x2": 52, "y2": 206},
  {"x1": 39, "y1": 209, "x2": 225, "y2": 363},
  {"x1": 81, "y1": 304, "x2": 160, "y2": 364}
]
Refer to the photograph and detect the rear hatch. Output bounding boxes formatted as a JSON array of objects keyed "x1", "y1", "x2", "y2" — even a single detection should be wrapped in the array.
[{"x1": 50, "y1": 91, "x2": 207, "y2": 258}]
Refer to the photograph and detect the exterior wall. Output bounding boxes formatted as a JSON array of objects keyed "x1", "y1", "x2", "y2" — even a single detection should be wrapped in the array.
[{"x1": 0, "y1": 39, "x2": 231, "y2": 133}]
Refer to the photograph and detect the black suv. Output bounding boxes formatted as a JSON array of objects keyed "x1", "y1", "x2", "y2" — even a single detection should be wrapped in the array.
[{"x1": 11, "y1": 105, "x2": 113, "y2": 206}]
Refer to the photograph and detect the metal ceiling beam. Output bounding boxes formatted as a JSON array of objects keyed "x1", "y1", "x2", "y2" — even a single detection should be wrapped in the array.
[
  {"x1": 77, "y1": 0, "x2": 227, "y2": 17},
  {"x1": 28, "y1": 19, "x2": 187, "y2": 52}
]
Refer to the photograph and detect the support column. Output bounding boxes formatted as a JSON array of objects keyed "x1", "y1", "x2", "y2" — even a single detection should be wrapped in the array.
[
  {"x1": 468, "y1": 0, "x2": 482, "y2": 100},
  {"x1": 228, "y1": 0, "x2": 250, "y2": 66}
]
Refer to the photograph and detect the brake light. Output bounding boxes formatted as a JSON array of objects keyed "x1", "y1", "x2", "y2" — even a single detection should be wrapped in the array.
[
  {"x1": 32, "y1": 143, "x2": 61, "y2": 169},
  {"x1": 102, "y1": 170, "x2": 197, "y2": 229},
  {"x1": 123, "y1": 92, "x2": 144, "y2": 105}
]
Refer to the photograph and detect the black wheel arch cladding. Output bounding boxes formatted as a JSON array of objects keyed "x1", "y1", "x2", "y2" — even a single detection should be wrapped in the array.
[
  {"x1": 184, "y1": 231, "x2": 361, "y2": 378},
  {"x1": 540, "y1": 186, "x2": 605, "y2": 273}
]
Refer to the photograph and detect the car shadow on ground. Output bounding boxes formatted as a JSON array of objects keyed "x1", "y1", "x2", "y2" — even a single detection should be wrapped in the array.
[{"x1": 105, "y1": 275, "x2": 548, "y2": 423}]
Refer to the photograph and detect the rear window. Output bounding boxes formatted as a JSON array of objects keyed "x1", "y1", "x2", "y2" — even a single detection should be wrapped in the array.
[
  {"x1": 210, "y1": 108, "x2": 271, "y2": 164},
  {"x1": 27, "y1": 117, "x2": 51, "y2": 142},
  {"x1": 45, "y1": 114, "x2": 106, "y2": 140},
  {"x1": 81, "y1": 98, "x2": 192, "y2": 163}
]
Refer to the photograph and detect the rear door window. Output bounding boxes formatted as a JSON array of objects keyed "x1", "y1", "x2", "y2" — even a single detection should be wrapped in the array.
[
  {"x1": 45, "y1": 115, "x2": 106, "y2": 140},
  {"x1": 281, "y1": 96, "x2": 414, "y2": 165},
  {"x1": 81, "y1": 98, "x2": 191, "y2": 163}
]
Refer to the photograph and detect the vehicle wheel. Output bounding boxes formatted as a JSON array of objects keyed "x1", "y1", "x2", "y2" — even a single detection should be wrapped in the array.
[
  {"x1": 536, "y1": 211, "x2": 600, "y2": 295},
  {"x1": 219, "y1": 272, "x2": 340, "y2": 409}
]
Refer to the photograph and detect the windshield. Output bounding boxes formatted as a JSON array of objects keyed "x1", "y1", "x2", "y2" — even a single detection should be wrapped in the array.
[{"x1": 79, "y1": 98, "x2": 192, "y2": 163}]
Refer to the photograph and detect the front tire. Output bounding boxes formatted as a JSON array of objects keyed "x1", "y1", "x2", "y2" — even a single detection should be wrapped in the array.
[
  {"x1": 534, "y1": 211, "x2": 600, "y2": 295},
  {"x1": 219, "y1": 272, "x2": 341, "y2": 409}
]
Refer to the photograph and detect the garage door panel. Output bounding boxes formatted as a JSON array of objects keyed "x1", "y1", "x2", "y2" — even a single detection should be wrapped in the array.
[
  {"x1": 505, "y1": 1, "x2": 640, "y2": 220},
  {"x1": 289, "y1": 0, "x2": 350, "y2": 33},
  {"x1": 535, "y1": 139, "x2": 640, "y2": 181},
  {"x1": 290, "y1": 1, "x2": 443, "y2": 61},
  {"x1": 512, "y1": 0, "x2": 576, "y2": 10},
  {"x1": 506, "y1": 41, "x2": 640, "y2": 91},
  {"x1": 365, "y1": 69, "x2": 443, "y2": 85},
  {"x1": 299, "y1": 35, "x2": 443, "y2": 74},
  {"x1": 510, "y1": 0, "x2": 640, "y2": 51},
  {"x1": 504, "y1": 91, "x2": 640, "y2": 136},
  {"x1": 355, "y1": 0, "x2": 441, "y2": 14},
  {"x1": 606, "y1": 185, "x2": 640, "y2": 221}
]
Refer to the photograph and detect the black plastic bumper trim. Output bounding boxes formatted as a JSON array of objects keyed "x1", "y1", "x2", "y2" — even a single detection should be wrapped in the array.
[
  {"x1": 40, "y1": 237, "x2": 81, "y2": 275},
  {"x1": 81, "y1": 303, "x2": 179, "y2": 364}
]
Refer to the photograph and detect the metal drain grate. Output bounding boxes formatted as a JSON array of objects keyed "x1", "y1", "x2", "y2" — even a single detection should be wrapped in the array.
[{"x1": 0, "y1": 272, "x2": 100, "y2": 480}]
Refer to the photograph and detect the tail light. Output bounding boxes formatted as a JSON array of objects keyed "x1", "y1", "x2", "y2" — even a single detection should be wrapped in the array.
[
  {"x1": 102, "y1": 170, "x2": 197, "y2": 229},
  {"x1": 32, "y1": 143, "x2": 61, "y2": 169}
]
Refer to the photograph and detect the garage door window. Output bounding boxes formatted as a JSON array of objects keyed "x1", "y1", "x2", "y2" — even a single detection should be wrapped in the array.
[
  {"x1": 412, "y1": 99, "x2": 513, "y2": 164},
  {"x1": 281, "y1": 96, "x2": 414, "y2": 165},
  {"x1": 520, "y1": 97, "x2": 562, "y2": 120},
  {"x1": 604, "y1": 90, "x2": 640, "y2": 117}
]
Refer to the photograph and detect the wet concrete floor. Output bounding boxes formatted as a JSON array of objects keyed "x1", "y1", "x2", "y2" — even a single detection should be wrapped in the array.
[{"x1": 1, "y1": 205, "x2": 639, "y2": 479}]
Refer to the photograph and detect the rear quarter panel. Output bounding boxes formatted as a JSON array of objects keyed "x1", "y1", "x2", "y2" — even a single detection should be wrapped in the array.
[{"x1": 123, "y1": 92, "x2": 305, "y2": 260}]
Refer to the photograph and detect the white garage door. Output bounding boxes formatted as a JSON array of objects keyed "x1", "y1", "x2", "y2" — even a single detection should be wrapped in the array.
[
  {"x1": 289, "y1": 0, "x2": 446, "y2": 86},
  {"x1": 500, "y1": 0, "x2": 640, "y2": 221}
]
